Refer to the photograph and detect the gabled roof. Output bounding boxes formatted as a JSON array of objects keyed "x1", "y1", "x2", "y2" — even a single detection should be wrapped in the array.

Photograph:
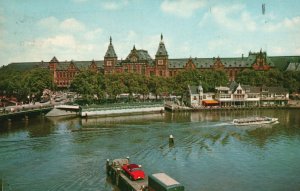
[
  {"x1": 168, "y1": 56, "x2": 258, "y2": 69},
  {"x1": 215, "y1": 86, "x2": 230, "y2": 91},
  {"x1": 269, "y1": 56, "x2": 300, "y2": 70},
  {"x1": 125, "y1": 48, "x2": 153, "y2": 62},
  {"x1": 188, "y1": 85, "x2": 198, "y2": 95},
  {"x1": 136, "y1": 50, "x2": 153, "y2": 61},
  {"x1": 241, "y1": 85, "x2": 261, "y2": 93},
  {"x1": 229, "y1": 81, "x2": 238, "y2": 91},
  {"x1": 188, "y1": 85, "x2": 202, "y2": 95},
  {"x1": 55, "y1": 60, "x2": 104, "y2": 70},
  {"x1": 262, "y1": 86, "x2": 288, "y2": 94},
  {"x1": 104, "y1": 37, "x2": 117, "y2": 58},
  {"x1": 285, "y1": 62, "x2": 300, "y2": 71},
  {"x1": 50, "y1": 56, "x2": 59, "y2": 63}
]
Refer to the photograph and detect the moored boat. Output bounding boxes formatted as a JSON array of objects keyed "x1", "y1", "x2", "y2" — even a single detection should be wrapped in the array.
[{"x1": 232, "y1": 116, "x2": 278, "y2": 126}]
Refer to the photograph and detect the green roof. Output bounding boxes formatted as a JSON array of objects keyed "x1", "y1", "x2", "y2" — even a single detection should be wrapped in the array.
[
  {"x1": 4, "y1": 62, "x2": 45, "y2": 71},
  {"x1": 104, "y1": 37, "x2": 117, "y2": 58},
  {"x1": 269, "y1": 56, "x2": 300, "y2": 71},
  {"x1": 4, "y1": 52, "x2": 300, "y2": 71},
  {"x1": 285, "y1": 62, "x2": 300, "y2": 71},
  {"x1": 188, "y1": 85, "x2": 202, "y2": 95},
  {"x1": 155, "y1": 34, "x2": 168, "y2": 57},
  {"x1": 56, "y1": 60, "x2": 104, "y2": 70}
]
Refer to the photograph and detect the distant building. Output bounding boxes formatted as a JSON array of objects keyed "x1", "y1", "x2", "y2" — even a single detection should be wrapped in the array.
[
  {"x1": 6, "y1": 34, "x2": 300, "y2": 88},
  {"x1": 186, "y1": 82, "x2": 289, "y2": 108},
  {"x1": 285, "y1": 62, "x2": 300, "y2": 71}
]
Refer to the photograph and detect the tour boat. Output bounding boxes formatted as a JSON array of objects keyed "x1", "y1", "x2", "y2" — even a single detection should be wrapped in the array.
[{"x1": 232, "y1": 116, "x2": 278, "y2": 126}]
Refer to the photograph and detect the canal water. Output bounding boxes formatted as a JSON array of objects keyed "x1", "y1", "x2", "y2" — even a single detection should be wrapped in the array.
[{"x1": 0, "y1": 109, "x2": 300, "y2": 191}]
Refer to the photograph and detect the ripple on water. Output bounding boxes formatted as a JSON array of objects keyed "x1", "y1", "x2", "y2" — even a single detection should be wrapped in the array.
[{"x1": 1, "y1": 110, "x2": 300, "y2": 191}]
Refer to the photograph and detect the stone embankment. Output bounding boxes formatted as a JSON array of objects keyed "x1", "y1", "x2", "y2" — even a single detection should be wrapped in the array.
[
  {"x1": 81, "y1": 103, "x2": 164, "y2": 117},
  {"x1": 165, "y1": 100, "x2": 300, "y2": 112}
]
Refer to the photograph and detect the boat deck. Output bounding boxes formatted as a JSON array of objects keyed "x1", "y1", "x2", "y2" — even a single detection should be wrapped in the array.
[{"x1": 106, "y1": 159, "x2": 148, "y2": 191}]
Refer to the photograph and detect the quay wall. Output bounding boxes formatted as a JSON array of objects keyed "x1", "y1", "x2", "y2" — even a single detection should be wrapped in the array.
[
  {"x1": 0, "y1": 107, "x2": 52, "y2": 121},
  {"x1": 165, "y1": 104, "x2": 300, "y2": 112},
  {"x1": 46, "y1": 108, "x2": 78, "y2": 117},
  {"x1": 81, "y1": 106, "x2": 164, "y2": 117}
]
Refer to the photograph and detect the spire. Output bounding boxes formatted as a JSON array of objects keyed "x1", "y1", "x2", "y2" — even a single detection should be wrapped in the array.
[
  {"x1": 50, "y1": 56, "x2": 58, "y2": 63},
  {"x1": 156, "y1": 33, "x2": 168, "y2": 57},
  {"x1": 105, "y1": 36, "x2": 117, "y2": 58}
]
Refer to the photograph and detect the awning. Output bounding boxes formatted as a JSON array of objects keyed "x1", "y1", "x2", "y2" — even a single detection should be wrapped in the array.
[{"x1": 202, "y1": 100, "x2": 219, "y2": 105}]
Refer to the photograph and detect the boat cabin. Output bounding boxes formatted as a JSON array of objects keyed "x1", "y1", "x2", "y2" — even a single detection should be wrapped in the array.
[{"x1": 148, "y1": 173, "x2": 184, "y2": 191}]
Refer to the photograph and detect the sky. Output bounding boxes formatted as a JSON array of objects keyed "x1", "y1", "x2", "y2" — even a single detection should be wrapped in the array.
[{"x1": 0, "y1": 0, "x2": 300, "y2": 66}]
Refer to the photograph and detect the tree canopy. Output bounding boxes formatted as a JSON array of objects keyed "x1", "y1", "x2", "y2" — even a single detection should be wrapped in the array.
[
  {"x1": 0, "y1": 67, "x2": 53, "y2": 101},
  {"x1": 1, "y1": 65, "x2": 300, "y2": 104}
]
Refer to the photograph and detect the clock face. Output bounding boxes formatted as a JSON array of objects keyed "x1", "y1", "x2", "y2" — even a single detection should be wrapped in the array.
[{"x1": 158, "y1": 60, "x2": 164, "y2": 65}]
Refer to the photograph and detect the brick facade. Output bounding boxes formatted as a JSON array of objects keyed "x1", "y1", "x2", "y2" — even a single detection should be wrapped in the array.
[{"x1": 40, "y1": 35, "x2": 299, "y2": 88}]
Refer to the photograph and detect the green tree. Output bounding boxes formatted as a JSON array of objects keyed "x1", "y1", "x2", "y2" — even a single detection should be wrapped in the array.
[
  {"x1": 172, "y1": 69, "x2": 202, "y2": 96},
  {"x1": 23, "y1": 68, "x2": 53, "y2": 99},
  {"x1": 104, "y1": 73, "x2": 127, "y2": 100},
  {"x1": 283, "y1": 71, "x2": 300, "y2": 93},
  {"x1": 70, "y1": 70, "x2": 103, "y2": 102},
  {"x1": 148, "y1": 76, "x2": 169, "y2": 99}
]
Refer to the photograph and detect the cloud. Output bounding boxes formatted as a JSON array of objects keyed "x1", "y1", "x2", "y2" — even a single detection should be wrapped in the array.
[
  {"x1": 38, "y1": 17, "x2": 85, "y2": 32},
  {"x1": 25, "y1": 35, "x2": 77, "y2": 49},
  {"x1": 200, "y1": 3, "x2": 300, "y2": 34},
  {"x1": 295, "y1": 47, "x2": 300, "y2": 55},
  {"x1": 207, "y1": 38, "x2": 229, "y2": 51},
  {"x1": 84, "y1": 28, "x2": 103, "y2": 40},
  {"x1": 264, "y1": 16, "x2": 300, "y2": 32},
  {"x1": 161, "y1": 0, "x2": 206, "y2": 18},
  {"x1": 202, "y1": 4, "x2": 257, "y2": 32},
  {"x1": 282, "y1": 16, "x2": 300, "y2": 28},
  {"x1": 38, "y1": 16, "x2": 59, "y2": 28},
  {"x1": 60, "y1": 18, "x2": 85, "y2": 31},
  {"x1": 26, "y1": 17, "x2": 107, "y2": 62},
  {"x1": 19, "y1": 33, "x2": 100, "y2": 62},
  {"x1": 102, "y1": 0, "x2": 128, "y2": 10}
]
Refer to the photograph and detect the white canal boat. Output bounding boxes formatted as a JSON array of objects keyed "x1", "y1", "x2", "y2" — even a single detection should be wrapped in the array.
[{"x1": 232, "y1": 117, "x2": 278, "y2": 126}]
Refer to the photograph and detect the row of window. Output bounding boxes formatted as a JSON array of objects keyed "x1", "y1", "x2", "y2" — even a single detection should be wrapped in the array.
[
  {"x1": 56, "y1": 72, "x2": 77, "y2": 78},
  {"x1": 56, "y1": 81, "x2": 70, "y2": 86}
]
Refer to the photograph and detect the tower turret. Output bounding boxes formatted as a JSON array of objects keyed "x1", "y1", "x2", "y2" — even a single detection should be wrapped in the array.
[
  {"x1": 104, "y1": 36, "x2": 118, "y2": 74},
  {"x1": 105, "y1": 36, "x2": 117, "y2": 58},
  {"x1": 155, "y1": 34, "x2": 168, "y2": 58},
  {"x1": 155, "y1": 34, "x2": 169, "y2": 77}
]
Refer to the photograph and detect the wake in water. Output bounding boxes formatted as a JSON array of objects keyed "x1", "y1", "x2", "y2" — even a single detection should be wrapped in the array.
[{"x1": 208, "y1": 122, "x2": 232, "y2": 127}]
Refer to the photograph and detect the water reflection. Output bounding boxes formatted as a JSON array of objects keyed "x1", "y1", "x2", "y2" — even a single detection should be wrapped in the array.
[
  {"x1": 1, "y1": 109, "x2": 300, "y2": 191},
  {"x1": 81, "y1": 113, "x2": 165, "y2": 127}
]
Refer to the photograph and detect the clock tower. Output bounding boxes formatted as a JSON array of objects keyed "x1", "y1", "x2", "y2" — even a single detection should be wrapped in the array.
[
  {"x1": 104, "y1": 36, "x2": 118, "y2": 74},
  {"x1": 155, "y1": 34, "x2": 169, "y2": 77}
]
